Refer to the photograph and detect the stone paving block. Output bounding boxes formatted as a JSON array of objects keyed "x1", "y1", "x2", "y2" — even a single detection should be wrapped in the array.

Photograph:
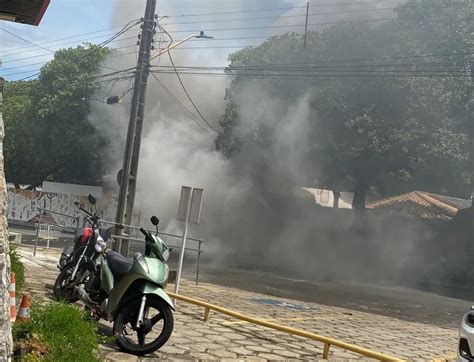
[
  {"x1": 180, "y1": 330, "x2": 204, "y2": 338},
  {"x1": 192, "y1": 342, "x2": 221, "y2": 351},
  {"x1": 228, "y1": 346, "x2": 255, "y2": 356},
  {"x1": 257, "y1": 352, "x2": 286, "y2": 360},
  {"x1": 221, "y1": 332, "x2": 253, "y2": 340},
  {"x1": 188, "y1": 336, "x2": 215, "y2": 344},
  {"x1": 246, "y1": 345, "x2": 274, "y2": 353},
  {"x1": 272, "y1": 349, "x2": 303, "y2": 358},
  {"x1": 207, "y1": 349, "x2": 238, "y2": 358},
  {"x1": 105, "y1": 352, "x2": 139, "y2": 361},
  {"x1": 158, "y1": 346, "x2": 189, "y2": 354},
  {"x1": 205, "y1": 334, "x2": 232, "y2": 342},
  {"x1": 189, "y1": 352, "x2": 217, "y2": 360}
]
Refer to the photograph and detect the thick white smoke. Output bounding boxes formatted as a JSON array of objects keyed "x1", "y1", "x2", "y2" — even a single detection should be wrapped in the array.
[{"x1": 89, "y1": 0, "x2": 426, "y2": 282}]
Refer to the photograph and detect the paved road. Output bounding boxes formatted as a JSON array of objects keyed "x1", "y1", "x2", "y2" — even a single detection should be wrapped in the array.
[
  {"x1": 19, "y1": 246, "x2": 458, "y2": 361},
  {"x1": 197, "y1": 267, "x2": 470, "y2": 329},
  {"x1": 11, "y1": 224, "x2": 470, "y2": 329}
]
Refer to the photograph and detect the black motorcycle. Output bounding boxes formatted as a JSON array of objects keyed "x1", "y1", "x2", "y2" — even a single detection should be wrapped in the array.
[{"x1": 54, "y1": 196, "x2": 112, "y2": 302}]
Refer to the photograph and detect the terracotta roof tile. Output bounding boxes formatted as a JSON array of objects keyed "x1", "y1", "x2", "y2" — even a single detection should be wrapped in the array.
[{"x1": 366, "y1": 191, "x2": 470, "y2": 221}]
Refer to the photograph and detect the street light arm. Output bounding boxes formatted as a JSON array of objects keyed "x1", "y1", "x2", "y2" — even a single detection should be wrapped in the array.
[
  {"x1": 149, "y1": 31, "x2": 213, "y2": 61},
  {"x1": 150, "y1": 35, "x2": 196, "y2": 61}
]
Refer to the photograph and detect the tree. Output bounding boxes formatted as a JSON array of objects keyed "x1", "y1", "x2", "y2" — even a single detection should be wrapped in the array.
[
  {"x1": 216, "y1": 0, "x2": 473, "y2": 207},
  {"x1": 3, "y1": 45, "x2": 110, "y2": 186},
  {"x1": 3, "y1": 80, "x2": 36, "y2": 187}
]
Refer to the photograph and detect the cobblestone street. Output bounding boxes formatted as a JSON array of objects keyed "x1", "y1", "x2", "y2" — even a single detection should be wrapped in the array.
[{"x1": 18, "y1": 245, "x2": 458, "y2": 360}]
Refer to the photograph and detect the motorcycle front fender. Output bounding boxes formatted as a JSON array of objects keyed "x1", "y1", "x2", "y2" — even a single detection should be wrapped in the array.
[
  {"x1": 139, "y1": 283, "x2": 174, "y2": 310},
  {"x1": 108, "y1": 280, "x2": 174, "y2": 319}
]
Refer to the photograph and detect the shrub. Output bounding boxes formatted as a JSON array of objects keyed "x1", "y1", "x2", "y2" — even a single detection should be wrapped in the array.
[
  {"x1": 13, "y1": 300, "x2": 99, "y2": 361},
  {"x1": 9, "y1": 246, "x2": 25, "y2": 293}
]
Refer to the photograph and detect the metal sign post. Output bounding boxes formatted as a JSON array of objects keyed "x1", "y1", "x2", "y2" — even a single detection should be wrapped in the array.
[{"x1": 174, "y1": 186, "x2": 203, "y2": 299}]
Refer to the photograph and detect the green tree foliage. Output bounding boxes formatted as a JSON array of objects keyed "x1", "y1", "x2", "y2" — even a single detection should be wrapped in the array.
[
  {"x1": 216, "y1": 0, "x2": 473, "y2": 206},
  {"x1": 3, "y1": 45, "x2": 110, "y2": 187}
]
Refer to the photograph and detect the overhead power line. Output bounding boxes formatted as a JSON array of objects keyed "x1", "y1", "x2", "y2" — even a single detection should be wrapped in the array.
[
  {"x1": 3, "y1": 5, "x2": 470, "y2": 61},
  {"x1": 150, "y1": 72, "x2": 209, "y2": 132},
  {"x1": 1, "y1": 21, "x2": 142, "y2": 80},
  {"x1": 150, "y1": 69, "x2": 471, "y2": 79},
  {"x1": 163, "y1": 0, "x2": 464, "y2": 18},
  {"x1": 164, "y1": 17, "x2": 399, "y2": 34},
  {"x1": 3, "y1": 15, "x2": 401, "y2": 62},
  {"x1": 161, "y1": 7, "x2": 398, "y2": 26},
  {"x1": 4, "y1": 72, "x2": 136, "y2": 94},
  {"x1": 4, "y1": 49, "x2": 472, "y2": 79},
  {"x1": 166, "y1": 51, "x2": 219, "y2": 133},
  {"x1": 163, "y1": 1, "x2": 401, "y2": 18},
  {"x1": 0, "y1": 28, "x2": 55, "y2": 54},
  {"x1": 2, "y1": 21, "x2": 141, "y2": 55},
  {"x1": 1, "y1": 50, "x2": 140, "y2": 78},
  {"x1": 152, "y1": 62, "x2": 473, "y2": 71}
]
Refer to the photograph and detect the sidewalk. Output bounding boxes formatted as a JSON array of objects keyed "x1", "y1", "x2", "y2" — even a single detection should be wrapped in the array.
[{"x1": 18, "y1": 246, "x2": 458, "y2": 361}]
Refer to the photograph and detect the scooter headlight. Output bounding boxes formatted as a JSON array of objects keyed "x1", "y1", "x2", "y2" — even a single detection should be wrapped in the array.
[
  {"x1": 95, "y1": 237, "x2": 107, "y2": 253},
  {"x1": 162, "y1": 248, "x2": 170, "y2": 262}
]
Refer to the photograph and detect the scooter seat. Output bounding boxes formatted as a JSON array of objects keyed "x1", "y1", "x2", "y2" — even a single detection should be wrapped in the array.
[{"x1": 106, "y1": 251, "x2": 133, "y2": 282}]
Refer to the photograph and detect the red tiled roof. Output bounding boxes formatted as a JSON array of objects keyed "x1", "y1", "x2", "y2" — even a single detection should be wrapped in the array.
[{"x1": 366, "y1": 191, "x2": 468, "y2": 221}]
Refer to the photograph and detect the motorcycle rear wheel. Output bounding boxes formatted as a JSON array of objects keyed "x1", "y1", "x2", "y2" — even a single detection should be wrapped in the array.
[
  {"x1": 113, "y1": 295, "x2": 174, "y2": 356},
  {"x1": 53, "y1": 263, "x2": 79, "y2": 303}
]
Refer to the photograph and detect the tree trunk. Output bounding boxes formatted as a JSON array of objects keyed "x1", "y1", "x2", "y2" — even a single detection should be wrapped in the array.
[
  {"x1": 333, "y1": 191, "x2": 341, "y2": 208},
  {"x1": 352, "y1": 183, "x2": 368, "y2": 212}
]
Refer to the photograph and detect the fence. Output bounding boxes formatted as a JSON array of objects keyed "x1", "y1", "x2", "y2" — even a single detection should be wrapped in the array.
[
  {"x1": 29, "y1": 208, "x2": 205, "y2": 284},
  {"x1": 33, "y1": 207, "x2": 78, "y2": 256}
]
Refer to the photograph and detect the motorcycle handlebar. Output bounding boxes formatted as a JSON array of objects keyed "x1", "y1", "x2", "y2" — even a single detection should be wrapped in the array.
[
  {"x1": 140, "y1": 228, "x2": 148, "y2": 237},
  {"x1": 79, "y1": 206, "x2": 92, "y2": 217}
]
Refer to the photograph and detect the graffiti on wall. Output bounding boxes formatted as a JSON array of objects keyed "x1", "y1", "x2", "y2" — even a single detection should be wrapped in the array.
[{"x1": 7, "y1": 189, "x2": 117, "y2": 228}]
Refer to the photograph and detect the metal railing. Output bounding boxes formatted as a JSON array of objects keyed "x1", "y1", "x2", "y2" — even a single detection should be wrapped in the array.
[
  {"x1": 28, "y1": 208, "x2": 206, "y2": 284},
  {"x1": 168, "y1": 292, "x2": 401, "y2": 361},
  {"x1": 33, "y1": 207, "x2": 78, "y2": 256},
  {"x1": 36, "y1": 207, "x2": 79, "y2": 234},
  {"x1": 93, "y1": 219, "x2": 205, "y2": 285}
]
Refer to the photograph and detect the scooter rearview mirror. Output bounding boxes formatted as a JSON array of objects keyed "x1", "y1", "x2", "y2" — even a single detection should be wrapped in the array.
[{"x1": 150, "y1": 216, "x2": 159, "y2": 234}]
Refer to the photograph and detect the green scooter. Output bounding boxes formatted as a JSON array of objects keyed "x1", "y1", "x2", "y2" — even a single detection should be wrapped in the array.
[{"x1": 75, "y1": 202, "x2": 174, "y2": 355}]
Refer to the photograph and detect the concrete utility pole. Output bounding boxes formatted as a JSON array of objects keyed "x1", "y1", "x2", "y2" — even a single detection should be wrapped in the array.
[
  {"x1": 303, "y1": 2, "x2": 309, "y2": 48},
  {"x1": 114, "y1": 0, "x2": 156, "y2": 255}
]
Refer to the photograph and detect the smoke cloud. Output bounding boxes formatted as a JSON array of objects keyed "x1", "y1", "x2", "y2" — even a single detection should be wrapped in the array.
[{"x1": 88, "y1": 0, "x2": 439, "y2": 287}]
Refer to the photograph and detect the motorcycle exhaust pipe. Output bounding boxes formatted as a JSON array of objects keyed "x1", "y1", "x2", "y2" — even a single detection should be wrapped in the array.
[{"x1": 74, "y1": 285, "x2": 94, "y2": 306}]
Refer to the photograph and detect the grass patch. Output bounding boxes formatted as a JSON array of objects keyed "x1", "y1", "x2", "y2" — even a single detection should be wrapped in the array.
[
  {"x1": 13, "y1": 300, "x2": 99, "y2": 361},
  {"x1": 9, "y1": 246, "x2": 25, "y2": 293}
]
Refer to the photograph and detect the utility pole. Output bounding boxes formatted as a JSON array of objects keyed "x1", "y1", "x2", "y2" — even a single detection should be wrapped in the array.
[
  {"x1": 114, "y1": 0, "x2": 156, "y2": 254},
  {"x1": 303, "y1": 2, "x2": 309, "y2": 49}
]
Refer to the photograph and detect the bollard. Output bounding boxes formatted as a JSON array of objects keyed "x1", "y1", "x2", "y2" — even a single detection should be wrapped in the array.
[
  {"x1": 9, "y1": 272, "x2": 16, "y2": 322},
  {"x1": 16, "y1": 294, "x2": 31, "y2": 323}
]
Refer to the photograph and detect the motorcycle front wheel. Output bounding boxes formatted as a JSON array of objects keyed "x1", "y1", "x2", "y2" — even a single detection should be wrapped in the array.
[
  {"x1": 53, "y1": 262, "x2": 79, "y2": 303},
  {"x1": 113, "y1": 295, "x2": 174, "y2": 356}
]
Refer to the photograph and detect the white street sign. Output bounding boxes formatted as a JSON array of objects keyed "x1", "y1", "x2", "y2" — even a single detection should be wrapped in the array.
[{"x1": 174, "y1": 186, "x2": 204, "y2": 299}]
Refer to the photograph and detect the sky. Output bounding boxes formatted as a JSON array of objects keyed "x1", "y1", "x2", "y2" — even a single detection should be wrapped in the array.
[
  {"x1": 0, "y1": 0, "x2": 402, "y2": 81},
  {"x1": 0, "y1": 0, "x2": 290, "y2": 81},
  {"x1": 0, "y1": 0, "x2": 116, "y2": 80}
]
